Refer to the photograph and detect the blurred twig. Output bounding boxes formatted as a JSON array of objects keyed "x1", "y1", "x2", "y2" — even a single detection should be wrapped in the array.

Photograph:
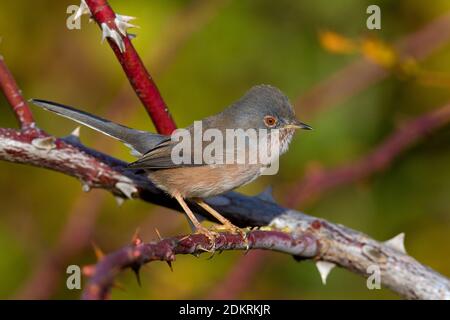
[
  {"x1": 208, "y1": 250, "x2": 267, "y2": 299},
  {"x1": 286, "y1": 103, "x2": 450, "y2": 207},
  {"x1": 16, "y1": 191, "x2": 106, "y2": 299},
  {"x1": 297, "y1": 12, "x2": 450, "y2": 116}
]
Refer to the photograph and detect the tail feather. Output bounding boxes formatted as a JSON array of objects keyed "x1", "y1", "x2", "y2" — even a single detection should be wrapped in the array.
[{"x1": 30, "y1": 99, "x2": 169, "y2": 155}]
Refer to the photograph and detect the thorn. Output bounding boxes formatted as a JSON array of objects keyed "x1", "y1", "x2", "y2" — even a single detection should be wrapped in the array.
[
  {"x1": 166, "y1": 261, "x2": 173, "y2": 272},
  {"x1": 115, "y1": 14, "x2": 136, "y2": 23},
  {"x1": 243, "y1": 242, "x2": 250, "y2": 255},
  {"x1": 32, "y1": 136, "x2": 56, "y2": 151},
  {"x1": 256, "y1": 186, "x2": 276, "y2": 203},
  {"x1": 82, "y1": 182, "x2": 91, "y2": 193},
  {"x1": 384, "y1": 232, "x2": 407, "y2": 254},
  {"x1": 154, "y1": 228, "x2": 163, "y2": 241},
  {"x1": 115, "y1": 14, "x2": 139, "y2": 37},
  {"x1": 71, "y1": 126, "x2": 81, "y2": 138},
  {"x1": 131, "y1": 264, "x2": 141, "y2": 287},
  {"x1": 315, "y1": 261, "x2": 336, "y2": 285},
  {"x1": 127, "y1": 33, "x2": 137, "y2": 40},
  {"x1": 115, "y1": 182, "x2": 138, "y2": 199},
  {"x1": 63, "y1": 127, "x2": 81, "y2": 144},
  {"x1": 114, "y1": 196, "x2": 125, "y2": 207},
  {"x1": 74, "y1": 0, "x2": 90, "y2": 21},
  {"x1": 91, "y1": 241, "x2": 104, "y2": 261},
  {"x1": 101, "y1": 23, "x2": 126, "y2": 53},
  {"x1": 197, "y1": 244, "x2": 215, "y2": 253},
  {"x1": 132, "y1": 228, "x2": 142, "y2": 246}
]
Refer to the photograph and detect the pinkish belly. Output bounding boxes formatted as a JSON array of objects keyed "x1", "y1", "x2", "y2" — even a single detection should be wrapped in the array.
[{"x1": 147, "y1": 164, "x2": 261, "y2": 198}]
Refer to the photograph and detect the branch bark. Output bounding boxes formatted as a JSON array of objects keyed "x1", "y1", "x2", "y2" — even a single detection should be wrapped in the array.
[
  {"x1": 85, "y1": 0, "x2": 177, "y2": 134},
  {"x1": 81, "y1": 211, "x2": 450, "y2": 300}
]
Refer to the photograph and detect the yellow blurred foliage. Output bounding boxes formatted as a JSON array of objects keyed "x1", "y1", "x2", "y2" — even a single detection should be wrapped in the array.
[
  {"x1": 319, "y1": 31, "x2": 398, "y2": 69},
  {"x1": 360, "y1": 37, "x2": 397, "y2": 68},
  {"x1": 318, "y1": 30, "x2": 356, "y2": 54}
]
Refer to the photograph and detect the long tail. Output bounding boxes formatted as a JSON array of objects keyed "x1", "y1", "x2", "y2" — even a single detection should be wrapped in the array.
[{"x1": 30, "y1": 99, "x2": 169, "y2": 155}]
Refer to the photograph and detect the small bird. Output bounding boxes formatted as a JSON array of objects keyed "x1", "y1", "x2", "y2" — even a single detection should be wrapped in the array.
[{"x1": 31, "y1": 85, "x2": 311, "y2": 240}]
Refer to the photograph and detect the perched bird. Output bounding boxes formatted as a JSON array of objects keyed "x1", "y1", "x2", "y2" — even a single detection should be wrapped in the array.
[{"x1": 31, "y1": 85, "x2": 311, "y2": 240}]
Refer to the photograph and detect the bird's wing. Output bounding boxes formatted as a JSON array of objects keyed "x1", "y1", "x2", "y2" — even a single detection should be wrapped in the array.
[
  {"x1": 127, "y1": 140, "x2": 198, "y2": 169},
  {"x1": 128, "y1": 130, "x2": 257, "y2": 170}
]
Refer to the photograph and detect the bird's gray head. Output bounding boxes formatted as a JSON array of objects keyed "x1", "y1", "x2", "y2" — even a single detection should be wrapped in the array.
[{"x1": 223, "y1": 84, "x2": 312, "y2": 131}]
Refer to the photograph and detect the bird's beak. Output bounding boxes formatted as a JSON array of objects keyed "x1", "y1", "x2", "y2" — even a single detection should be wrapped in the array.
[{"x1": 284, "y1": 119, "x2": 313, "y2": 130}]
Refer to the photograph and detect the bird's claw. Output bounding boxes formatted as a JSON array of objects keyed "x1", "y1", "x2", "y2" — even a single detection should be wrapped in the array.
[
  {"x1": 195, "y1": 226, "x2": 218, "y2": 252},
  {"x1": 212, "y1": 222, "x2": 247, "y2": 240}
]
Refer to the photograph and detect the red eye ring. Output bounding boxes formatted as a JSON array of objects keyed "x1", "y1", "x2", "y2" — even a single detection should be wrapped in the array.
[{"x1": 264, "y1": 115, "x2": 277, "y2": 127}]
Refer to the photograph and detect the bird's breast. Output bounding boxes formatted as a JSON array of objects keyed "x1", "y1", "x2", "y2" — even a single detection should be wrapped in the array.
[{"x1": 147, "y1": 164, "x2": 262, "y2": 198}]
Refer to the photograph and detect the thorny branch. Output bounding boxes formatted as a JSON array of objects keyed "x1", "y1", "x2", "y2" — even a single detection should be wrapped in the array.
[
  {"x1": 0, "y1": 1, "x2": 449, "y2": 300},
  {"x1": 81, "y1": 214, "x2": 450, "y2": 300},
  {"x1": 82, "y1": 230, "x2": 317, "y2": 300}
]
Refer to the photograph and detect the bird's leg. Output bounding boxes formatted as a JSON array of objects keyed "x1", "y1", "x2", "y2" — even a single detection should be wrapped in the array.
[
  {"x1": 174, "y1": 194, "x2": 217, "y2": 249},
  {"x1": 194, "y1": 199, "x2": 245, "y2": 238}
]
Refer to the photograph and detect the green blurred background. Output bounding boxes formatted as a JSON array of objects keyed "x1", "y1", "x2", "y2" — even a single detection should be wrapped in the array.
[{"x1": 1, "y1": 0, "x2": 450, "y2": 299}]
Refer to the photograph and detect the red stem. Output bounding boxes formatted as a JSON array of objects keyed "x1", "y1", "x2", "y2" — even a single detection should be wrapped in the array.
[
  {"x1": 85, "y1": 0, "x2": 177, "y2": 135},
  {"x1": 0, "y1": 56, "x2": 35, "y2": 129}
]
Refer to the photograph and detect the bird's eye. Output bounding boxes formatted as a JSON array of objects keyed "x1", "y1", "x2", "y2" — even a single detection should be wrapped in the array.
[{"x1": 264, "y1": 115, "x2": 277, "y2": 127}]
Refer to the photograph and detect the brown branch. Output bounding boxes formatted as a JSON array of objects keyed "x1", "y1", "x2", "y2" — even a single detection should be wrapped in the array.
[
  {"x1": 286, "y1": 103, "x2": 450, "y2": 207},
  {"x1": 82, "y1": 230, "x2": 315, "y2": 300},
  {"x1": 82, "y1": 215, "x2": 450, "y2": 300},
  {"x1": 0, "y1": 56, "x2": 35, "y2": 129},
  {"x1": 85, "y1": 0, "x2": 177, "y2": 135}
]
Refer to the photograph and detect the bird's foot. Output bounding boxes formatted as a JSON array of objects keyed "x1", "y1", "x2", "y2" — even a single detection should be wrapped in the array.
[
  {"x1": 194, "y1": 226, "x2": 218, "y2": 252},
  {"x1": 212, "y1": 221, "x2": 247, "y2": 240}
]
